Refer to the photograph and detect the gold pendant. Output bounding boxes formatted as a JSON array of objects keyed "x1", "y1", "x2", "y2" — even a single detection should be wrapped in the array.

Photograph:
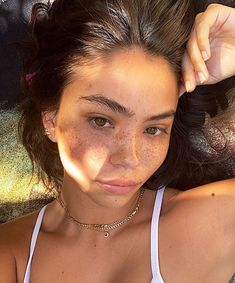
[{"x1": 104, "y1": 231, "x2": 110, "y2": 238}]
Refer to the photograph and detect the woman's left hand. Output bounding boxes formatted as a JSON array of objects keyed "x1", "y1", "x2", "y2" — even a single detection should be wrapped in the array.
[{"x1": 179, "y1": 3, "x2": 235, "y2": 96}]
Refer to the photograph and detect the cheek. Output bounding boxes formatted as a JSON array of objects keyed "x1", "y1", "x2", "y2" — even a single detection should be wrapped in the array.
[
  {"x1": 141, "y1": 139, "x2": 170, "y2": 174},
  {"x1": 57, "y1": 123, "x2": 111, "y2": 174}
]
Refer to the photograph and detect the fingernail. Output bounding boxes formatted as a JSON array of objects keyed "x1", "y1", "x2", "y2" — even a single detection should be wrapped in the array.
[
  {"x1": 201, "y1": 51, "x2": 209, "y2": 61},
  {"x1": 185, "y1": 81, "x2": 191, "y2": 92},
  {"x1": 198, "y1": 72, "x2": 206, "y2": 83}
]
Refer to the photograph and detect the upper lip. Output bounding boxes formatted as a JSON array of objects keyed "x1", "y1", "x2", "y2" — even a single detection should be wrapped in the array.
[{"x1": 97, "y1": 179, "x2": 141, "y2": 187}]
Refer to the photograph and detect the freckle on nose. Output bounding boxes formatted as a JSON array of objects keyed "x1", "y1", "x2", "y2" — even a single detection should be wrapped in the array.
[{"x1": 211, "y1": 193, "x2": 215, "y2": 197}]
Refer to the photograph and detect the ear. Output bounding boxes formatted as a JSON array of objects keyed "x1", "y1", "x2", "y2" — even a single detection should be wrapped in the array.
[{"x1": 41, "y1": 110, "x2": 58, "y2": 143}]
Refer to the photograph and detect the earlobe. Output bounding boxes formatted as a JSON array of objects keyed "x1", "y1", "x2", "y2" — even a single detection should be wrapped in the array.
[{"x1": 41, "y1": 111, "x2": 58, "y2": 143}]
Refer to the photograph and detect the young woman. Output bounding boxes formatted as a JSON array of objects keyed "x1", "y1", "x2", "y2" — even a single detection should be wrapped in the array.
[{"x1": 0, "y1": 0, "x2": 234, "y2": 282}]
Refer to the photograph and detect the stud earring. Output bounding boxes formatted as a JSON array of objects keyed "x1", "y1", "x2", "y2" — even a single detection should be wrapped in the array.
[{"x1": 44, "y1": 129, "x2": 51, "y2": 136}]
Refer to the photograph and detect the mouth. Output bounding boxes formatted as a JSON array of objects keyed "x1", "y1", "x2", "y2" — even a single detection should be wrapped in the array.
[{"x1": 96, "y1": 180, "x2": 140, "y2": 195}]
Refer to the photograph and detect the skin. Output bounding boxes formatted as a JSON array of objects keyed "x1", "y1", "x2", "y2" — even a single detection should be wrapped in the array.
[
  {"x1": 1, "y1": 3, "x2": 235, "y2": 282},
  {"x1": 0, "y1": 47, "x2": 235, "y2": 283},
  {"x1": 42, "y1": 47, "x2": 178, "y2": 225},
  {"x1": 180, "y1": 4, "x2": 235, "y2": 95}
]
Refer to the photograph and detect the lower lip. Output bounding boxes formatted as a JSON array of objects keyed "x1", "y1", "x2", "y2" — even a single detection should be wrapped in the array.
[{"x1": 97, "y1": 182, "x2": 138, "y2": 195}]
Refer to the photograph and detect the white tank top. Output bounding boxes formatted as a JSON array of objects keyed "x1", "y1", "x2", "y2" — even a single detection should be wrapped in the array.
[{"x1": 23, "y1": 186, "x2": 165, "y2": 283}]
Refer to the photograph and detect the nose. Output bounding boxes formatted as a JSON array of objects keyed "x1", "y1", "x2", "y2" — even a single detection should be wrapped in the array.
[{"x1": 109, "y1": 132, "x2": 141, "y2": 168}]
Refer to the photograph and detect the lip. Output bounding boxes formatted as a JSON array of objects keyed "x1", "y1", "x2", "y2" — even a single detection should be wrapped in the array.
[
  {"x1": 97, "y1": 180, "x2": 140, "y2": 195},
  {"x1": 97, "y1": 179, "x2": 141, "y2": 187}
]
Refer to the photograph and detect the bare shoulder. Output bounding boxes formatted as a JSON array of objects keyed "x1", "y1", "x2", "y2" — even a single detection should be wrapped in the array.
[
  {"x1": 169, "y1": 178, "x2": 235, "y2": 217},
  {"x1": 167, "y1": 178, "x2": 235, "y2": 203},
  {"x1": 170, "y1": 178, "x2": 235, "y2": 204},
  {"x1": 192, "y1": 178, "x2": 235, "y2": 194},
  {"x1": 164, "y1": 178, "x2": 235, "y2": 240},
  {"x1": 0, "y1": 208, "x2": 40, "y2": 243},
  {"x1": 0, "y1": 209, "x2": 41, "y2": 282},
  {"x1": 168, "y1": 178, "x2": 235, "y2": 259}
]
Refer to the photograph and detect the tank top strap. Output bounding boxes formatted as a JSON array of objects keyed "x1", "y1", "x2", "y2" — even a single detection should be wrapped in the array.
[
  {"x1": 150, "y1": 185, "x2": 165, "y2": 283},
  {"x1": 23, "y1": 204, "x2": 49, "y2": 283}
]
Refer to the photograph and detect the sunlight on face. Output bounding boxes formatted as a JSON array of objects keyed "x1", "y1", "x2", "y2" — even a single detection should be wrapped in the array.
[{"x1": 45, "y1": 47, "x2": 178, "y2": 205}]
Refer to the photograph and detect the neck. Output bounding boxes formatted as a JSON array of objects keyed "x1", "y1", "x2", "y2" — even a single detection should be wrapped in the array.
[{"x1": 58, "y1": 177, "x2": 144, "y2": 226}]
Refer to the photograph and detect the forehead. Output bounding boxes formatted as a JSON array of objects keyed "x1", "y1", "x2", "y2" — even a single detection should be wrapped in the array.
[{"x1": 63, "y1": 48, "x2": 178, "y2": 109}]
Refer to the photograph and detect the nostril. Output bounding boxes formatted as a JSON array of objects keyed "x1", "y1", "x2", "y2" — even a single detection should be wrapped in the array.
[{"x1": 109, "y1": 144, "x2": 140, "y2": 167}]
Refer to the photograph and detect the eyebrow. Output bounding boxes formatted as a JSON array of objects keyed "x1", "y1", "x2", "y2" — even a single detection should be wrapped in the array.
[{"x1": 78, "y1": 95, "x2": 176, "y2": 121}]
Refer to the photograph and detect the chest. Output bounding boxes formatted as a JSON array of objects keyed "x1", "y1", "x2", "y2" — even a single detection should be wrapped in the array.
[
  {"x1": 18, "y1": 223, "x2": 153, "y2": 283},
  {"x1": 17, "y1": 201, "x2": 232, "y2": 283}
]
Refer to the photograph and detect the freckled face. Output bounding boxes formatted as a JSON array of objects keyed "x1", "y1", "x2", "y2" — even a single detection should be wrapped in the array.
[{"x1": 50, "y1": 48, "x2": 178, "y2": 207}]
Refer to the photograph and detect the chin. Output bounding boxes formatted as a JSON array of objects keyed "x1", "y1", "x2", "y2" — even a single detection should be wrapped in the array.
[{"x1": 88, "y1": 188, "x2": 141, "y2": 209}]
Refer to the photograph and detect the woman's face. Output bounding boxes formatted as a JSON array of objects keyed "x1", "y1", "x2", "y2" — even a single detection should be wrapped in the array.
[{"x1": 43, "y1": 48, "x2": 178, "y2": 207}]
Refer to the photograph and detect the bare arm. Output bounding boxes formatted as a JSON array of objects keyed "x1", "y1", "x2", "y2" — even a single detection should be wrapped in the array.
[
  {"x1": 0, "y1": 225, "x2": 18, "y2": 283},
  {"x1": 221, "y1": 178, "x2": 235, "y2": 269}
]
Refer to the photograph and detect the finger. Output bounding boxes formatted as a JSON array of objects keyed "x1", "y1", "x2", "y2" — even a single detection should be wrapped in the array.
[
  {"x1": 181, "y1": 50, "x2": 197, "y2": 92},
  {"x1": 178, "y1": 82, "x2": 186, "y2": 97},
  {"x1": 195, "y1": 3, "x2": 233, "y2": 61},
  {"x1": 194, "y1": 12, "x2": 212, "y2": 61},
  {"x1": 186, "y1": 27, "x2": 209, "y2": 85}
]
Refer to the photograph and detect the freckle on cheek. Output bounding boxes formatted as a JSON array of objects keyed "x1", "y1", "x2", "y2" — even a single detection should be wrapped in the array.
[
  {"x1": 68, "y1": 140, "x2": 83, "y2": 160},
  {"x1": 69, "y1": 146, "x2": 77, "y2": 159},
  {"x1": 58, "y1": 124, "x2": 65, "y2": 133}
]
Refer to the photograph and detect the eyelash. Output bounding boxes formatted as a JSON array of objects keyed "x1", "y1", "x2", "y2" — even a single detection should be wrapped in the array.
[{"x1": 87, "y1": 116, "x2": 168, "y2": 136}]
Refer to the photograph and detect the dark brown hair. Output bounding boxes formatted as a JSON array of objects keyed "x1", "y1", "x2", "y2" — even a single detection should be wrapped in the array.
[{"x1": 17, "y1": 0, "x2": 234, "y2": 195}]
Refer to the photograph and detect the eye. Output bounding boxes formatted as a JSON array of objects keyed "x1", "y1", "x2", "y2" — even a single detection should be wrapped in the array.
[
  {"x1": 145, "y1": 127, "x2": 167, "y2": 136},
  {"x1": 88, "y1": 117, "x2": 113, "y2": 128}
]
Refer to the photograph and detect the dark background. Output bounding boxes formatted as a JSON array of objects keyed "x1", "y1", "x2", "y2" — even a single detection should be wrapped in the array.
[{"x1": 0, "y1": 0, "x2": 47, "y2": 108}]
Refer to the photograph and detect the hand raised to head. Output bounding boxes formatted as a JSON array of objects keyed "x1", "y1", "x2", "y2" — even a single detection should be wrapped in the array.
[{"x1": 179, "y1": 3, "x2": 235, "y2": 96}]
